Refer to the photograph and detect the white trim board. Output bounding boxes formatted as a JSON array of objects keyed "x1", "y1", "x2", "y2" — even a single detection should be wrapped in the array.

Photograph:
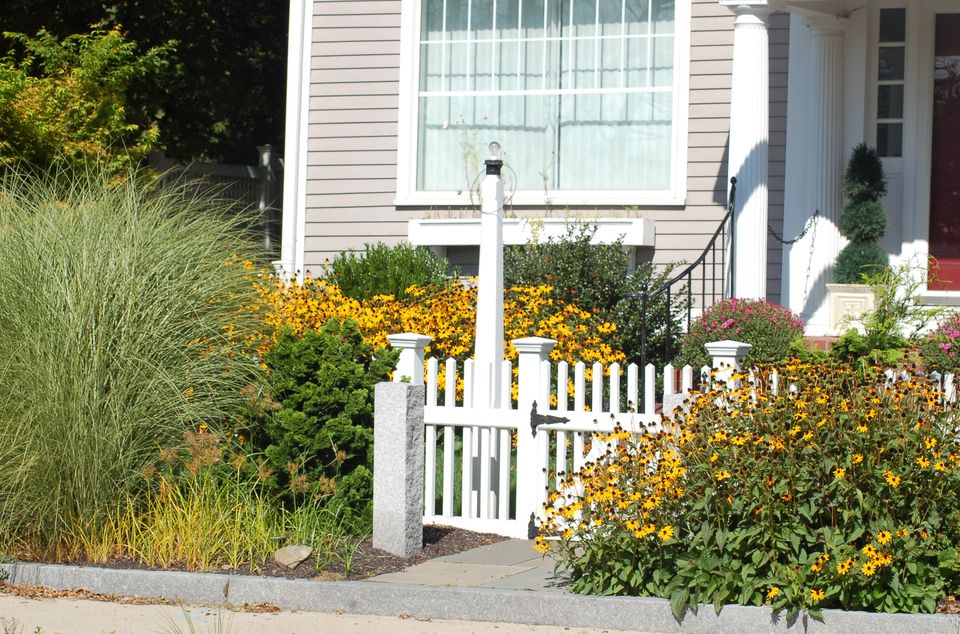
[{"x1": 408, "y1": 217, "x2": 656, "y2": 247}]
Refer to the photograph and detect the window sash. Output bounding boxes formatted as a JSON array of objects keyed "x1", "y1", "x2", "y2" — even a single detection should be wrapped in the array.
[{"x1": 415, "y1": 0, "x2": 678, "y2": 193}]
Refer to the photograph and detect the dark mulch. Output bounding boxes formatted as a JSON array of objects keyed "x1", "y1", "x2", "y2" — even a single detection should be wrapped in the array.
[{"x1": 7, "y1": 526, "x2": 507, "y2": 583}]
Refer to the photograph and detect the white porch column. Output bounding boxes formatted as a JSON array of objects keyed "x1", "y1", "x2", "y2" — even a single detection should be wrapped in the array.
[
  {"x1": 723, "y1": 2, "x2": 771, "y2": 300},
  {"x1": 790, "y1": 17, "x2": 847, "y2": 335},
  {"x1": 473, "y1": 148, "x2": 506, "y2": 409}
]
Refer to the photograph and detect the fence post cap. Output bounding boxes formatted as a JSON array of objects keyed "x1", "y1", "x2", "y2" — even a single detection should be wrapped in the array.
[
  {"x1": 704, "y1": 339, "x2": 753, "y2": 355},
  {"x1": 510, "y1": 337, "x2": 558, "y2": 354},
  {"x1": 387, "y1": 333, "x2": 433, "y2": 349}
]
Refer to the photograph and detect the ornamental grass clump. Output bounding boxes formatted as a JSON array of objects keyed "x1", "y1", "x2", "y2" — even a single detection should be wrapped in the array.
[
  {"x1": 677, "y1": 298, "x2": 803, "y2": 370},
  {"x1": 539, "y1": 361, "x2": 960, "y2": 618},
  {"x1": 0, "y1": 170, "x2": 263, "y2": 556}
]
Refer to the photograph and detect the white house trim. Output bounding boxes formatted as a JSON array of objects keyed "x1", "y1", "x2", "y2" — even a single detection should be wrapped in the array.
[
  {"x1": 394, "y1": 0, "x2": 691, "y2": 208},
  {"x1": 278, "y1": 0, "x2": 313, "y2": 279},
  {"x1": 408, "y1": 217, "x2": 656, "y2": 248}
]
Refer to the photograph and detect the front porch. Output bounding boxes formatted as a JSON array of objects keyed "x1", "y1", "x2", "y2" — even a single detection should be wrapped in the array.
[{"x1": 726, "y1": 0, "x2": 960, "y2": 335}]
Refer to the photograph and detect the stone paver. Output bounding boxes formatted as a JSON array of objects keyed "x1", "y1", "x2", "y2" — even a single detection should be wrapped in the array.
[
  {"x1": 435, "y1": 538, "x2": 544, "y2": 566},
  {"x1": 368, "y1": 560, "x2": 536, "y2": 587}
]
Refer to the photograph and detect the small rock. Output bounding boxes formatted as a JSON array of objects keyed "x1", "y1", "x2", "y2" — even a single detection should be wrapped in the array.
[{"x1": 273, "y1": 544, "x2": 313, "y2": 570}]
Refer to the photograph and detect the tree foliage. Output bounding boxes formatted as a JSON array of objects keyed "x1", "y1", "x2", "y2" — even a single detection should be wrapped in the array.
[
  {"x1": 1, "y1": 0, "x2": 289, "y2": 163},
  {"x1": 0, "y1": 24, "x2": 171, "y2": 170}
]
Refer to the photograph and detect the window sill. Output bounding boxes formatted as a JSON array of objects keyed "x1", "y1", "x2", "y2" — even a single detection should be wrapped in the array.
[
  {"x1": 394, "y1": 191, "x2": 686, "y2": 209},
  {"x1": 407, "y1": 217, "x2": 656, "y2": 248},
  {"x1": 917, "y1": 291, "x2": 960, "y2": 306}
]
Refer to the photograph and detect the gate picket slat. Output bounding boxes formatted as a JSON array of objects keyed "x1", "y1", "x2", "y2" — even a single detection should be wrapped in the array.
[
  {"x1": 443, "y1": 358, "x2": 456, "y2": 516},
  {"x1": 627, "y1": 363, "x2": 639, "y2": 412}
]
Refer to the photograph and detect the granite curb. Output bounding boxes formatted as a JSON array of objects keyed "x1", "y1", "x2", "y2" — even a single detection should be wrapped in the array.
[{"x1": 3, "y1": 562, "x2": 960, "y2": 633}]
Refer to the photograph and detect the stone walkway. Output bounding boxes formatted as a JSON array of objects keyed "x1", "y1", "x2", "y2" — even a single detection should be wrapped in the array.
[{"x1": 367, "y1": 539, "x2": 569, "y2": 592}]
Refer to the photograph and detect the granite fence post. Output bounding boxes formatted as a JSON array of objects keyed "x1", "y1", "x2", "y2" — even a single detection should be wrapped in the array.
[{"x1": 373, "y1": 381, "x2": 425, "y2": 557}]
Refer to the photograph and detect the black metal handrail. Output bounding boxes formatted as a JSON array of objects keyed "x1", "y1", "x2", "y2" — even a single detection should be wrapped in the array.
[{"x1": 631, "y1": 177, "x2": 737, "y2": 370}]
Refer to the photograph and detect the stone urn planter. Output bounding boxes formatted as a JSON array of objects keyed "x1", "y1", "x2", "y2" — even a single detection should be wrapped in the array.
[{"x1": 826, "y1": 283, "x2": 875, "y2": 335}]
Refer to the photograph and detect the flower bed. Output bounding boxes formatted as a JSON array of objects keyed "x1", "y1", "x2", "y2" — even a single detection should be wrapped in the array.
[{"x1": 539, "y1": 360, "x2": 960, "y2": 618}]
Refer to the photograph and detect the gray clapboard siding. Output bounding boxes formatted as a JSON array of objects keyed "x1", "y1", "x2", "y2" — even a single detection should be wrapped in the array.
[{"x1": 301, "y1": 0, "x2": 789, "y2": 306}]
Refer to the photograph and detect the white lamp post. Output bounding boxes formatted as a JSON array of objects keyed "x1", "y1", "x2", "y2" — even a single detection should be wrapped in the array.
[{"x1": 473, "y1": 142, "x2": 506, "y2": 409}]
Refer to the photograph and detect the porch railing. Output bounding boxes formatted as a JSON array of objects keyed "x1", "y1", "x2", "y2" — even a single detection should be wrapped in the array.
[{"x1": 632, "y1": 177, "x2": 737, "y2": 370}]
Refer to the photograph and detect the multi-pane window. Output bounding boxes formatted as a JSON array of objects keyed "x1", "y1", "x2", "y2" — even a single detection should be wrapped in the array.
[
  {"x1": 877, "y1": 7, "x2": 905, "y2": 157},
  {"x1": 416, "y1": 0, "x2": 677, "y2": 192}
]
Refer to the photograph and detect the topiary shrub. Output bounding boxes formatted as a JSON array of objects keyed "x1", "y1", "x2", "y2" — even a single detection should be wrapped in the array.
[
  {"x1": 834, "y1": 144, "x2": 889, "y2": 283},
  {"x1": 325, "y1": 242, "x2": 450, "y2": 300},
  {"x1": 246, "y1": 318, "x2": 399, "y2": 531},
  {"x1": 676, "y1": 298, "x2": 804, "y2": 370}
]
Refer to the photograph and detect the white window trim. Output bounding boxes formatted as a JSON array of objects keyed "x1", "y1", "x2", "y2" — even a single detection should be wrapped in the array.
[{"x1": 395, "y1": 0, "x2": 690, "y2": 208}]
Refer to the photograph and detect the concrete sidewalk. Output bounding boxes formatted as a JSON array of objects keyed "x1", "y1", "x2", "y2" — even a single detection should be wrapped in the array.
[{"x1": 368, "y1": 539, "x2": 569, "y2": 592}]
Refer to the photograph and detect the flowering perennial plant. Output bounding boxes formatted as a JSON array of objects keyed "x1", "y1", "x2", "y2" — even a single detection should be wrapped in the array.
[
  {"x1": 677, "y1": 298, "x2": 804, "y2": 370},
  {"x1": 538, "y1": 361, "x2": 960, "y2": 618},
  {"x1": 918, "y1": 312, "x2": 960, "y2": 373},
  {"x1": 252, "y1": 276, "x2": 624, "y2": 395}
]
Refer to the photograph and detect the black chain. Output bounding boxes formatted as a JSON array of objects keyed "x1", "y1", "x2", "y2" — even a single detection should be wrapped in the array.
[{"x1": 769, "y1": 209, "x2": 821, "y2": 245}]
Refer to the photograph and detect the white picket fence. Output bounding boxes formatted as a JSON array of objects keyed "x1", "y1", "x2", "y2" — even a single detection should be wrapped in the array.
[{"x1": 387, "y1": 333, "x2": 707, "y2": 538}]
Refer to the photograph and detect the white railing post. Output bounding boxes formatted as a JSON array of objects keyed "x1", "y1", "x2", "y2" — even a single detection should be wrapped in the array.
[
  {"x1": 512, "y1": 336, "x2": 557, "y2": 537},
  {"x1": 387, "y1": 333, "x2": 432, "y2": 385},
  {"x1": 704, "y1": 339, "x2": 753, "y2": 388}
]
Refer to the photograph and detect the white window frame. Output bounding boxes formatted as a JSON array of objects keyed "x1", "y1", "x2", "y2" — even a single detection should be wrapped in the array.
[
  {"x1": 905, "y1": 0, "x2": 960, "y2": 300},
  {"x1": 395, "y1": 0, "x2": 690, "y2": 207}
]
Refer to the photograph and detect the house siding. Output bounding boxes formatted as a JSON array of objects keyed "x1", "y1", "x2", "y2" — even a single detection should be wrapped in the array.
[{"x1": 302, "y1": 0, "x2": 789, "y2": 304}]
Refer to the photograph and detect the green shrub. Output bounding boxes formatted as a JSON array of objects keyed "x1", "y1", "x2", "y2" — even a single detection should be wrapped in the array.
[
  {"x1": 834, "y1": 144, "x2": 889, "y2": 284},
  {"x1": 0, "y1": 169, "x2": 263, "y2": 554},
  {"x1": 246, "y1": 318, "x2": 399, "y2": 531},
  {"x1": 540, "y1": 361, "x2": 960, "y2": 616},
  {"x1": 504, "y1": 223, "x2": 683, "y2": 366},
  {"x1": 325, "y1": 242, "x2": 450, "y2": 300},
  {"x1": 677, "y1": 298, "x2": 804, "y2": 370},
  {"x1": 834, "y1": 244, "x2": 889, "y2": 286}
]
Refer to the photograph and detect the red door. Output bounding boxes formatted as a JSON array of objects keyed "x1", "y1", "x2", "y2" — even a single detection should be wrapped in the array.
[{"x1": 929, "y1": 14, "x2": 960, "y2": 290}]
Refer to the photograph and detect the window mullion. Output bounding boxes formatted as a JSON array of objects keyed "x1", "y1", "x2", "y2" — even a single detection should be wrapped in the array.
[
  {"x1": 646, "y1": 0, "x2": 653, "y2": 87},
  {"x1": 467, "y1": 0, "x2": 473, "y2": 90},
  {"x1": 620, "y1": 0, "x2": 626, "y2": 88},
  {"x1": 594, "y1": 0, "x2": 600, "y2": 87}
]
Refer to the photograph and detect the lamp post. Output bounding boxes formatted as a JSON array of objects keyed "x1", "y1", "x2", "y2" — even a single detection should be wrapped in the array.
[{"x1": 473, "y1": 141, "x2": 505, "y2": 409}]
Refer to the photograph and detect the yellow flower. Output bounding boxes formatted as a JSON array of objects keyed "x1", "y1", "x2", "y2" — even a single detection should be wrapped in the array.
[
  {"x1": 861, "y1": 561, "x2": 877, "y2": 576},
  {"x1": 715, "y1": 470, "x2": 731, "y2": 482},
  {"x1": 767, "y1": 587, "x2": 780, "y2": 600},
  {"x1": 884, "y1": 471, "x2": 901, "y2": 488},
  {"x1": 836, "y1": 559, "x2": 855, "y2": 575},
  {"x1": 809, "y1": 588, "x2": 825, "y2": 602},
  {"x1": 876, "y1": 531, "x2": 892, "y2": 545},
  {"x1": 833, "y1": 467, "x2": 845, "y2": 479},
  {"x1": 926, "y1": 437, "x2": 938, "y2": 449},
  {"x1": 935, "y1": 461, "x2": 947, "y2": 472},
  {"x1": 658, "y1": 525, "x2": 674, "y2": 541},
  {"x1": 852, "y1": 454, "x2": 863, "y2": 464},
  {"x1": 856, "y1": 424, "x2": 869, "y2": 433},
  {"x1": 917, "y1": 456, "x2": 931, "y2": 468},
  {"x1": 896, "y1": 528, "x2": 909, "y2": 538}
]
